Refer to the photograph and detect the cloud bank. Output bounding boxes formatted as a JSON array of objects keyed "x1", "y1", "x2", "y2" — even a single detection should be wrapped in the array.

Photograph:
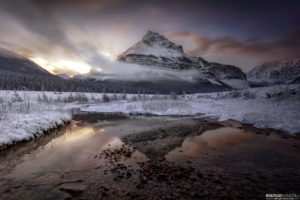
[{"x1": 0, "y1": 0, "x2": 299, "y2": 74}]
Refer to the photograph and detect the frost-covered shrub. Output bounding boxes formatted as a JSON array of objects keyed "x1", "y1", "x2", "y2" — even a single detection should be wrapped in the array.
[
  {"x1": 243, "y1": 91, "x2": 256, "y2": 99},
  {"x1": 137, "y1": 93, "x2": 142, "y2": 99},
  {"x1": 228, "y1": 90, "x2": 242, "y2": 98},
  {"x1": 151, "y1": 95, "x2": 160, "y2": 100},
  {"x1": 102, "y1": 93, "x2": 110, "y2": 102},
  {"x1": 55, "y1": 96, "x2": 62, "y2": 103},
  {"x1": 66, "y1": 93, "x2": 74, "y2": 102},
  {"x1": 111, "y1": 93, "x2": 118, "y2": 101},
  {"x1": 17, "y1": 100, "x2": 31, "y2": 113},
  {"x1": 0, "y1": 97, "x2": 8, "y2": 120},
  {"x1": 11, "y1": 91, "x2": 23, "y2": 102},
  {"x1": 75, "y1": 93, "x2": 89, "y2": 103},
  {"x1": 181, "y1": 91, "x2": 186, "y2": 99},
  {"x1": 215, "y1": 92, "x2": 224, "y2": 99},
  {"x1": 131, "y1": 95, "x2": 137, "y2": 101},
  {"x1": 81, "y1": 94, "x2": 88, "y2": 103},
  {"x1": 122, "y1": 93, "x2": 127, "y2": 100},
  {"x1": 169, "y1": 91, "x2": 178, "y2": 100},
  {"x1": 22, "y1": 94, "x2": 31, "y2": 113},
  {"x1": 37, "y1": 94, "x2": 42, "y2": 102},
  {"x1": 42, "y1": 92, "x2": 49, "y2": 102},
  {"x1": 91, "y1": 94, "x2": 96, "y2": 101}
]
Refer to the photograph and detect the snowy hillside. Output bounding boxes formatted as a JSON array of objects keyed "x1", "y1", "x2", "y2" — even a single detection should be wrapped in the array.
[
  {"x1": 247, "y1": 58, "x2": 300, "y2": 85},
  {"x1": 81, "y1": 84, "x2": 300, "y2": 134}
]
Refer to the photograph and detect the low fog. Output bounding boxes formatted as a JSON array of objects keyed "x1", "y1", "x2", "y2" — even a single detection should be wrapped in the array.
[{"x1": 85, "y1": 53, "x2": 202, "y2": 82}]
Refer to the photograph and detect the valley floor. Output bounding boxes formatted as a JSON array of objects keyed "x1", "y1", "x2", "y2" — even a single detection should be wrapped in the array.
[{"x1": 0, "y1": 84, "x2": 300, "y2": 148}]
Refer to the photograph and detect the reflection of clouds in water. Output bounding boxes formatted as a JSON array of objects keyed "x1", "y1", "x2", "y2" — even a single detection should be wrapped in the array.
[
  {"x1": 11, "y1": 125, "x2": 114, "y2": 178},
  {"x1": 166, "y1": 127, "x2": 244, "y2": 159},
  {"x1": 50, "y1": 126, "x2": 95, "y2": 145}
]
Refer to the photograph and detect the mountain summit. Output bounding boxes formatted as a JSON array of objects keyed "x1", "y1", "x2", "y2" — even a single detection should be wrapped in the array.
[
  {"x1": 118, "y1": 31, "x2": 197, "y2": 69},
  {"x1": 121, "y1": 31, "x2": 185, "y2": 57}
]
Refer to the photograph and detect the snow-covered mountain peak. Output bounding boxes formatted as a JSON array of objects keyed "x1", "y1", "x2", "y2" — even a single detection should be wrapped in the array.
[
  {"x1": 116, "y1": 31, "x2": 248, "y2": 89},
  {"x1": 142, "y1": 31, "x2": 168, "y2": 43},
  {"x1": 119, "y1": 31, "x2": 185, "y2": 58}
]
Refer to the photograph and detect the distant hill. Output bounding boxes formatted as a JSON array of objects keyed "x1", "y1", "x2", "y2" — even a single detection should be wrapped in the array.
[
  {"x1": 247, "y1": 59, "x2": 300, "y2": 86},
  {"x1": 0, "y1": 47, "x2": 50, "y2": 75},
  {"x1": 0, "y1": 47, "x2": 96, "y2": 92}
]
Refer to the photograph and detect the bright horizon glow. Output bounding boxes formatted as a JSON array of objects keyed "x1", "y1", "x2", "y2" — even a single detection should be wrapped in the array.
[
  {"x1": 101, "y1": 51, "x2": 115, "y2": 61},
  {"x1": 31, "y1": 57, "x2": 91, "y2": 75},
  {"x1": 31, "y1": 57, "x2": 55, "y2": 72},
  {"x1": 57, "y1": 60, "x2": 91, "y2": 74}
]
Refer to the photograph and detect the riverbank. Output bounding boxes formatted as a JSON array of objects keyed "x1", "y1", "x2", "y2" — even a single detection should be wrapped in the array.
[{"x1": 0, "y1": 84, "x2": 299, "y2": 148}]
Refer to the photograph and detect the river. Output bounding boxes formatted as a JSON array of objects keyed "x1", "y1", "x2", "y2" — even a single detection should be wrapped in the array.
[{"x1": 0, "y1": 116, "x2": 299, "y2": 199}]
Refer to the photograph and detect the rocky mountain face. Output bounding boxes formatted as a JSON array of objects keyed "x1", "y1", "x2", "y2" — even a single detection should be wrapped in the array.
[
  {"x1": 117, "y1": 31, "x2": 247, "y2": 91},
  {"x1": 247, "y1": 59, "x2": 300, "y2": 86}
]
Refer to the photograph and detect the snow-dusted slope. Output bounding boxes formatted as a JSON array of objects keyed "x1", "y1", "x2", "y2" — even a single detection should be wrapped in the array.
[
  {"x1": 121, "y1": 31, "x2": 185, "y2": 57},
  {"x1": 80, "y1": 84, "x2": 300, "y2": 134},
  {"x1": 118, "y1": 31, "x2": 247, "y2": 89},
  {"x1": 247, "y1": 59, "x2": 300, "y2": 85},
  {"x1": 118, "y1": 31, "x2": 200, "y2": 70}
]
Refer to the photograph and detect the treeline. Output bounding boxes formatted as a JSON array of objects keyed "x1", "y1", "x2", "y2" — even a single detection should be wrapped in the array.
[
  {"x1": 0, "y1": 71, "x2": 148, "y2": 93},
  {"x1": 0, "y1": 71, "x2": 97, "y2": 92},
  {"x1": 0, "y1": 71, "x2": 230, "y2": 94}
]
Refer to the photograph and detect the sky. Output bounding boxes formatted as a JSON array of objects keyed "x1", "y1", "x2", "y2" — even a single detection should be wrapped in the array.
[{"x1": 0, "y1": 0, "x2": 299, "y2": 75}]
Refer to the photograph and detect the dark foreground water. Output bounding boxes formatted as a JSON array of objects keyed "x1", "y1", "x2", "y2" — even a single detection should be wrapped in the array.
[{"x1": 0, "y1": 117, "x2": 299, "y2": 200}]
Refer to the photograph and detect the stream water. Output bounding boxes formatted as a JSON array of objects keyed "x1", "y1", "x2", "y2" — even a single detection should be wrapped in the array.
[{"x1": 0, "y1": 116, "x2": 299, "y2": 200}]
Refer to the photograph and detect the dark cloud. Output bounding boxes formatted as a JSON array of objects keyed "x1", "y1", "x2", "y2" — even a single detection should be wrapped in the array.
[
  {"x1": 31, "y1": 0, "x2": 128, "y2": 12},
  {"x1": 168, "y1": 29, "x2": 300, "y2": 61},
  {"x1": 0, "y1": 0, "x2": 76, "y2": 56},
  {"x1": 0, "y1": 0, "x2": 299, "y2": 73}
]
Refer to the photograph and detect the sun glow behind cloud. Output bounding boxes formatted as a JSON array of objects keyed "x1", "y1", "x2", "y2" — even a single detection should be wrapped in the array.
[
  {"x1": 57, "y1": 60, "x2": 91, "y2": 74},
  {"x1": 100, "y1": 51, "x2": 115, "y2": 61},
  {"x1": 31, "y1": 57, "x2": 91, "y2": 75}
]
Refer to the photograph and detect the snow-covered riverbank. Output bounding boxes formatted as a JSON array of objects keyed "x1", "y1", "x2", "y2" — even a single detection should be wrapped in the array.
[
  {"x1": 82, "y1": 84, "x2": 300, "y2": 134},
  {"x1": 1, "y1": 84, "x2": 299, "y2": 148}
]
